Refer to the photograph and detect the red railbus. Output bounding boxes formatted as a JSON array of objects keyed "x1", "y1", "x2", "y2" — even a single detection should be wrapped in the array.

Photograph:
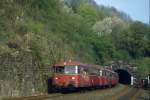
[{"x1": 50, "y1": 60, "x2": 118, "y2": 91}]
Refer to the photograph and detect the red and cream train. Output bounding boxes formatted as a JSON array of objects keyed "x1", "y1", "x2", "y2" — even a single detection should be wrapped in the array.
[{"x1": 50, "y1": 60, "x2": 118, "y2": 91}]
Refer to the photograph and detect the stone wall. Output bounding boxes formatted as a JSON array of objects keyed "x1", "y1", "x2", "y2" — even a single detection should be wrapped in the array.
[{"x1": 0, "y1": 51, "x2": 49, "y2": 98}]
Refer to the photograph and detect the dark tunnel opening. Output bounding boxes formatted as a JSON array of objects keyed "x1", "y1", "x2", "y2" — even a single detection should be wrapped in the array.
[{"x1": 115, "y1": 69, "x2": 131, "y2": 85}]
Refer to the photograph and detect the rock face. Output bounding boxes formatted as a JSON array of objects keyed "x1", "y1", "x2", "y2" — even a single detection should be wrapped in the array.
[{"x1": 0, "y1": 51, "x2": 49, "y2": 97}]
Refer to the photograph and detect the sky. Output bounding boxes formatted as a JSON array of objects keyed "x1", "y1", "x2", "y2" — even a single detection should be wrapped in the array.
[{"x1": 94, "y1": 0, "x2": 149, "y2": 23}]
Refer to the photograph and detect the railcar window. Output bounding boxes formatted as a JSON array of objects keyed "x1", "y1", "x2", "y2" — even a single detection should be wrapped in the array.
[
  {"x1": 64, "y1": 66, "x2": 78, "y2": 74},
  {"x1": 54, "y1": 66, "x2": 78, "y2": 74},
  {"x1": 78, "y1": 67, "x2": 87, "y2": 75},
  {"x1": 102, "y1": 70, "x2": 106, "y2": 76},
  {"x1": 110, "y1": 73, "x2": 112, "y2": 77},
  {"x1": 54, "y1": 66, "x2": 64, "y2": 74},
  {"x1": 89, "y1": 67, "x2": 97, "y2": 75},
  {"x1": 106, "y1": 71, "x2": 109, "y2": 76}
]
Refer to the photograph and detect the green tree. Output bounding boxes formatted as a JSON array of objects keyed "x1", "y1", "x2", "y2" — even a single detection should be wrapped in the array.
[
  {"x1": 128, "y1": 21, "x2": 150, "y2": 58},
  {"x1": 77, "y1": 3, "x2": 99, "y2": 25},
  {"x1": 136, "y1": 58, "x2": 150, "y2": 79}
]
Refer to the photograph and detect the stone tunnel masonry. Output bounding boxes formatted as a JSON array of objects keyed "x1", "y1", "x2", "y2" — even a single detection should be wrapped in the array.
[{"x1": 108, "y1": 61, "x2": 137, "y2": 85}]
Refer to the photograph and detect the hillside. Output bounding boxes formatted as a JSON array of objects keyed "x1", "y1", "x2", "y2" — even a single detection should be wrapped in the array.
[{"x1": 0, "y1": 0, "x2": 149, "y2": 97}]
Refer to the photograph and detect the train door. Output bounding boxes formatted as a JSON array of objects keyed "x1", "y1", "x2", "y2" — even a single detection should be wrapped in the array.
[
  {"x1": 99, "y1": 70, "x2": 103, "y2": 86},
  {"x1": 102, "y1": 70, "x2": 107, "y2": 86}
]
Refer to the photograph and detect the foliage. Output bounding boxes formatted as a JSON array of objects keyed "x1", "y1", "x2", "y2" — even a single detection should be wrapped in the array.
[
  {"x1": 77, "y1": 3, "x2": 100, "y2": 25},
  {"x1": 0, "y1": 0, "x2": 149, "y2": 76},
  {"x1": 0, "y1": 0, "x2": 150, "y2": 96},
  {"x1": 136, "y1": 58, "x2": 150, "y2": 79}
]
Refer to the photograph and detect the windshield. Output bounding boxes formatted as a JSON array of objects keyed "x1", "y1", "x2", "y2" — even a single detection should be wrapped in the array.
[
  {"x1": 54, "y1": 66, "x2": 64, "y2": 74},
  {"x1": 54, "y1": 66, "x2": 78, "y2": 74},
  {"x1": 64, "y1": 66, "x2": 78, "y2": 74}
]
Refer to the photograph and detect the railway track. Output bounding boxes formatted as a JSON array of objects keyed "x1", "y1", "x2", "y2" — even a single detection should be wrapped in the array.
[
  {"x1": 2, "y1": 94, "x2": 64, "y2": 100},
  {"x1": 2, "y1": 84, "x2": 149, "y2": 100},
  {"x1": 110, "y1": 87, "x2": 149, "y2": 100},
  {"x1": 1, "y1": 84, "x2": 124, "y2": 100},
  {"x1": 117, "y1": 88, "x2": 139, "y2": 100}
]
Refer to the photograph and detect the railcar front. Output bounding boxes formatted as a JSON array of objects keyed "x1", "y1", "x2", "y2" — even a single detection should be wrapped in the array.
[{"x1": 52, "y1": 65, "x2": 80, "y2": 91}]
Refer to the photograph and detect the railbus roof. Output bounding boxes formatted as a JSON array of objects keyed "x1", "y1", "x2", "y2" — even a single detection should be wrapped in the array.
[
  {"x1": 49, "y1": 60, "x2": 102, "y2": 69},
  {"x1": 50, "y1": 60, "x2": 85, "y2": 67}
]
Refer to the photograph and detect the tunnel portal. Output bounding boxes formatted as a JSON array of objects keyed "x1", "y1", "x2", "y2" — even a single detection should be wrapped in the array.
[{"x1": 115, "y1": 69, "x2": 131, "y2": 85}]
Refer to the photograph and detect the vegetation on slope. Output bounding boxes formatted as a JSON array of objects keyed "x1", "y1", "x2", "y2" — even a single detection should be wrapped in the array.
[{"x1": 0, "y1": 0, "x2": 149, "y2": 97}]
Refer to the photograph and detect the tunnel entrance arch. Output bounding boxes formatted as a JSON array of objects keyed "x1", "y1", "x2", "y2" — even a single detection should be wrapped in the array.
[{"x1": 115, "y1": 69, "x2": 131, "y2": 85}]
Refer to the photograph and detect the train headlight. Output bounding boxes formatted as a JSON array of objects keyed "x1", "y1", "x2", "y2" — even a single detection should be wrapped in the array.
[
  {"x1": 55, "y1": 77, "x2": 58, "y2": 80},
  {"x1": 72, "y1": 77, "x2": 75, "y2": 80}
]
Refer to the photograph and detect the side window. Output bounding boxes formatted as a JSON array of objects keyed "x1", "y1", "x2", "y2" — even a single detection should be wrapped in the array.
[
  {"x1": 83, "y1": 68, "x2": 88, "y2": 75},
  {"x1": 108, "y1": 71, "x2": 111, "y2": 77},
  {"x1": 54, "y1": 66, "x2": 64, "y2": 74},
  {"x1": 102, "y1": 70, "x2": 105, "y2": 76},
  {"x1": 78, "y1": 66, "x2": 87, "y2": 75},
  {"x1": 106, "y1": 71, "x2": 109, "y2": 77},
  {"x1": 106, "y1": 70, "x2": 108, "y2": 76},
  {"x1": 78, "y1": 66, "x2": 82, "y2": 74},
  {"x1": 110, "y1": 72, "x2": 112, "y2": 77},
  {"x1": 78, "y1": 66, "x2": 81, "y2": 74},
  {"x1": 96, "y1": 69, "x2": 99, "y2": 75},
  {"x1": 109, "y1": 72, "x2": 111, "y2": 77},
  {"x1": 89, "y1": 67, "x2": 98, "y2": 75}
]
